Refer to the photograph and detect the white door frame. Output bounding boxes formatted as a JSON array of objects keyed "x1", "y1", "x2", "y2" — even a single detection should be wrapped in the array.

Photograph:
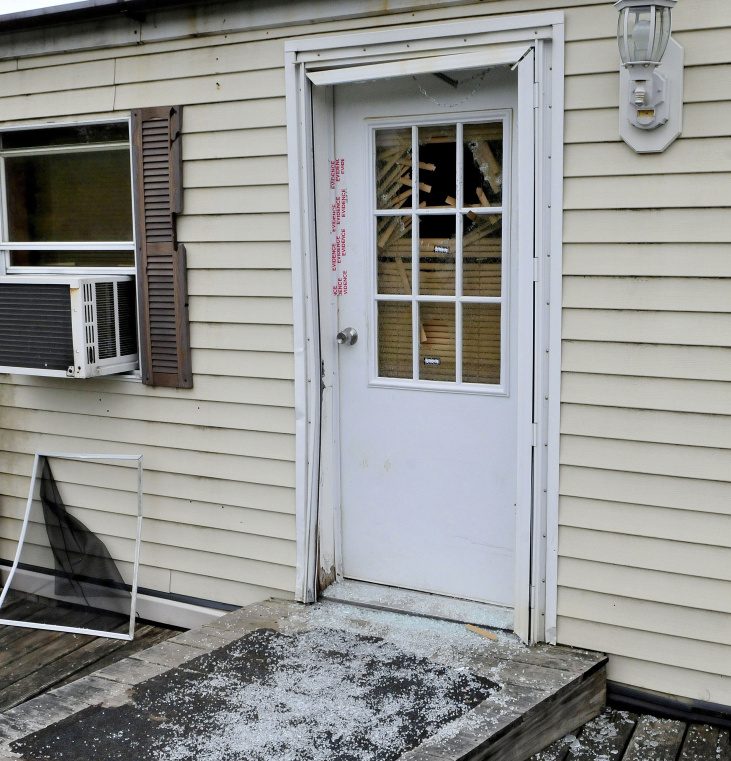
[{"x1": 285, "y1": 11, "x2": 565, "y2": 645}]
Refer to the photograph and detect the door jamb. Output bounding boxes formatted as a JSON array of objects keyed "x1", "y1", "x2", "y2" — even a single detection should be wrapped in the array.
[{"x1": 285, "y1": 11, "x2": 565, "y2": 645}]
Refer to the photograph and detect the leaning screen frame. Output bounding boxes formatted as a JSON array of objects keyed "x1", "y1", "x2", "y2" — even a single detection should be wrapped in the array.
[{"x1": 0, "y1": 451, "x2": 144, "y2": 641}]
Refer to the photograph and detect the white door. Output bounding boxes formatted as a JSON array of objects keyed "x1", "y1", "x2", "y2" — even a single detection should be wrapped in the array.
[{"x1": 332, "y1": 66, "x2": 531, "y2": 613}]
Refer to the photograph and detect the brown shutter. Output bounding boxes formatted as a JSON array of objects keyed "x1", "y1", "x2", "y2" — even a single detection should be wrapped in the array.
[{"x1": 131, "y1": 105, "x2": 192, "y2": 388}]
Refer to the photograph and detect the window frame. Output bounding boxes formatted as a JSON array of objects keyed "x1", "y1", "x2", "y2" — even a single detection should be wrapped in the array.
[{"x1": 0, "y1": 116, "x2": 137, "y2": 278}]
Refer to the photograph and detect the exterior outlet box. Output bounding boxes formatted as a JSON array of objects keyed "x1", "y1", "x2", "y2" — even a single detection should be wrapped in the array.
[{"x1": 0, "y1": 275, "x2": 139, "y2": 378}]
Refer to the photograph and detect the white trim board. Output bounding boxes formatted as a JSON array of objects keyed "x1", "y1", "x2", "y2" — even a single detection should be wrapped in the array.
[{"x1": 285, "y1": 11, "x2": 565, "y2": 646}]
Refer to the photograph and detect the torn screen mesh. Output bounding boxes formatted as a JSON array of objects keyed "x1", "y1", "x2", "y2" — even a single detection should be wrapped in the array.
[{"x1": 0, "y1": 454, "x2": 142, "y2": 638}]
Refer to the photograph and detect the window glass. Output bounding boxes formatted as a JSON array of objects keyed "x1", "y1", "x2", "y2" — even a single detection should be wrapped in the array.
[
  {"x1": 6, "y1": 151, "x2": 132, "y2": 243},
  {"x1": 419, "y1": 302, "x2": 456, "y2": 382},
  {"x1": 1, "y1": 124, "x2": 129, "y2": 150},
  {"x1": 463, "y1": 216, "x2": 501, "y2": 297},
  {"x1": 376, "y1": 216, "x2": 412, "y2": 295},
  {"x1": 375, "y1": 128, "x2": 412, "y2": 210},
  {"x1": 463, "y1": 304, "x2": 501, "y2": 384},
  {"x1": 378, "y1": 302, "x2": 412, "y2": 379},
  {"x1": 9, "y1": 250, "x2": 134, "y2": 268}
]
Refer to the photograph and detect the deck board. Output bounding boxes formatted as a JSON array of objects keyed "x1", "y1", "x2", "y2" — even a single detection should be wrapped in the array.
[
  {"x1": 623, "y1": 715, "x2": 686, "y2": 761},
  {"x1": 680, "y1": 723, "x2": 731, "y2": 761},
  {"x1": 0, "y1": 594, "x2": 178, "y2": 713},
  {"x1": 531, "y1": 708, "x2": 731, "y2": 761},
  {"x1": 566, "y1": 708, "x2": 636, "y2": 760}
]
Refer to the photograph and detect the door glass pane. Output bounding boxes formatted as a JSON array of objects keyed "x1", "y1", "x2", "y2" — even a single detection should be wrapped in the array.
[
  {"x1": 375, "y1": 128, "x2": 412, "y2": 210},
  {"x1": 417, "y1": 125, "x2": 455, "y2": 208},
  {"x1": 463, "y1": 216, "x2": 502, "y2": 297},
  {"x1": 419, "y1": 215, "x2": 455, "y2": 296},
  {"x1": 377, "y1": 217, "x2": 412, "y2": 295},
  {"x1": 419, "y1": 302, "x2": 455, "y2": 382},
  {"x1": 378, "y1": 301, "x2": 412, "y2": 379},
  {"x1": 5, "y1": 150, "x2": 133, "y2": 242},
  {"x1": 463, "y1": 122, "x2": 503, "y2": 208},
  {"x1": 463, "y1": 303, "x2": 501, "y2": 384}
]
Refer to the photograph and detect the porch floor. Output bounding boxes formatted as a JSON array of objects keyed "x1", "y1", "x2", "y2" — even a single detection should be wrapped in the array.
[{"x1": 0, "y1": 598, "x2": 606, "y2": 761}]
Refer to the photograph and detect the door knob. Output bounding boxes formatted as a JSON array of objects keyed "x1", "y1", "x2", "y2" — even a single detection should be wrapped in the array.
[{"x1": 337, "y1": 327, "x2": 358, "y2": 346}]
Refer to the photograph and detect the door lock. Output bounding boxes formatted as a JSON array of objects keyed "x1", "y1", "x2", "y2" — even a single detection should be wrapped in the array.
[{"x1": 336, "y1": 327, "x2": 358, "y2": 346}]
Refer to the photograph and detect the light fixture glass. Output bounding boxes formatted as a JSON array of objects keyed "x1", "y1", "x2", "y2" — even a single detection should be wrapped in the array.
[{"x1": 616, "y1": 1, "x2": 674, "y2": 65}]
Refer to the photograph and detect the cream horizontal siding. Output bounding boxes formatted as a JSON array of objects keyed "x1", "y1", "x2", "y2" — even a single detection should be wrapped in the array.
[
  {"x1": 561, "y1": 435, "x2": 731, "y2": 483},
  {"x1": 0, "y1": 473, "x2": 295, "y2": 540},
  {"x1": 565, "y1": 175, "x2": 731, "y2": 209},
  {"x1": 185, "y1": 187, "x2": 289, "y2": 215},
  {"x1": 561, "y1": 466, "x2": 729, "y2": 516},
  {"x1": 563, "y1": 309, "x2": 731, "y2": 346},
  {"x1": 184, "y1": 156, "x2": 289, "y2": 188},
  {"x1": 566, "y1": 102, "x2": 731, "y2": 144},
  {"x1": 554, "y1": 0, "x2": 731, "y2": 705},
  {"x1": 562, "y1": 374, "x2": 731, "y2": 415},
  {"x1": 558, "y1": 558, "x2": 731, "y2": 615},
  {"x1": 563, "y1": 344, "x2": 731, "y2": 383},
  {"x1": 0, "y1": 373, "x2": 294, "y2": 406},
  {"x1": 185, "y1": 99, "x2": 286, "y2": 132},
  {"x1": 190, "y1": 296, "x2": 292, "y2": 325},
  {"x1": 0, "y1": 502, "x2": 296, "y2": 570},
  {"x1": 0, "y1": 381, "x2": 296, "y2": 432},
  {"x1": 558, "y1": 620, "x2": 731, "y2": 706},
  {"x1": 0, "y1": 24, "x2": 297, "y2": 608}
]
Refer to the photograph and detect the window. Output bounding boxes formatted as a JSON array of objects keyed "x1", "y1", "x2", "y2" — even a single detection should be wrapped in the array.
[
  {"x1": 0, "y1": 107, "x2": 192, "y2": 389},
  {"x1": 0, "y1": 122, "x2": 135, "y2": 272}
]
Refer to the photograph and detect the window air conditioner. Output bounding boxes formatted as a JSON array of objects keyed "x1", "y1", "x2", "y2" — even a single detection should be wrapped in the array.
[{"x1": 0, "y1": 276, "x2": 139, "y2": 378}]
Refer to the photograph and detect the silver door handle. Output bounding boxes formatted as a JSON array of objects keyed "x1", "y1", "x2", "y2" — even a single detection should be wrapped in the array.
[{"x1": 337, "y1": 327, "x2": 358, "y2": 346}]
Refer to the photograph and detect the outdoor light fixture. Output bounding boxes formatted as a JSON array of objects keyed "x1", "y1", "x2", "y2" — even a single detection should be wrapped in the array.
[{"x1": 615, "y1": 0, "x2": 683, "y2": 153}]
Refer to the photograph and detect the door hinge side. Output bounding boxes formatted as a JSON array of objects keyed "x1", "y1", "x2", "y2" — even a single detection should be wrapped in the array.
[
  {"x1": 533, "y1": 257, "x2": 540, "y2": 283},
  {"x1": 532, "y1": 423, "x2": 538, "y2": 447}
]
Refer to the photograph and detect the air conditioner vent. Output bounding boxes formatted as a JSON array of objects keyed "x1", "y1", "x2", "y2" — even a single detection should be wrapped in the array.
[
  {"x1": 95, "y1": 282, "x2": 117, "y2": 360},
  {"x1": 117, "y1": 280, "x2": 138, "y2": 358},
  {"x1": 0, "y1": 283, "x2": 73, "y2": 370},
  {"x1": 0, "y1": 276, "x2": 139, "y2": 378}
]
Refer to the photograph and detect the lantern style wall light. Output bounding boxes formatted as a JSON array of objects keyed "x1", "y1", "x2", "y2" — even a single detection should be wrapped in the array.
[{"x1": 615, "y1": 0, "x2": 684, "y2": 153}]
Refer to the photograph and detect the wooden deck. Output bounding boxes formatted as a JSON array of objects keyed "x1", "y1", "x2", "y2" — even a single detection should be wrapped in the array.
[
  {"x1": 0, "y1": 599, "x2": 607, "y2": 760},
  {"x1": 2, "y1": 596, "x2": 726, "y2": 761},
  {"x1": 532, "y1": 706, "x2": 731, "y2": 761},
  {"x1": 0, "y1": 594, "x2": 178, "y2": 713}
]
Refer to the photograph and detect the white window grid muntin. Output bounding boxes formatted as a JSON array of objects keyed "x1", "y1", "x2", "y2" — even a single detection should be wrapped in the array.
[
  {"x1": 369, "y1": 109, "x2": 512, "y2": 395},
  {"x1": 0, "y1": 117, "x2": 136, "y2": 277}
]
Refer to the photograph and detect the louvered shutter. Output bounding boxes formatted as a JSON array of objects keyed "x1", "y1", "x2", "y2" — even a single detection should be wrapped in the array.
[{"x1": 131, "y1": 105, "x2": 192, "y2": 388}]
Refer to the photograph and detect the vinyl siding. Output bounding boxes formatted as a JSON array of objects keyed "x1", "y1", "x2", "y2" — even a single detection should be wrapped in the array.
[
  {"x1": 554, "y1": 0, "x2": 731, "y2": 706},
  {"x1": 0, "y1": 29, "x2": 297, "y2": 608},
  {"x1": 0, "y1": 0, "x2": 727, "y2": 706}
]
